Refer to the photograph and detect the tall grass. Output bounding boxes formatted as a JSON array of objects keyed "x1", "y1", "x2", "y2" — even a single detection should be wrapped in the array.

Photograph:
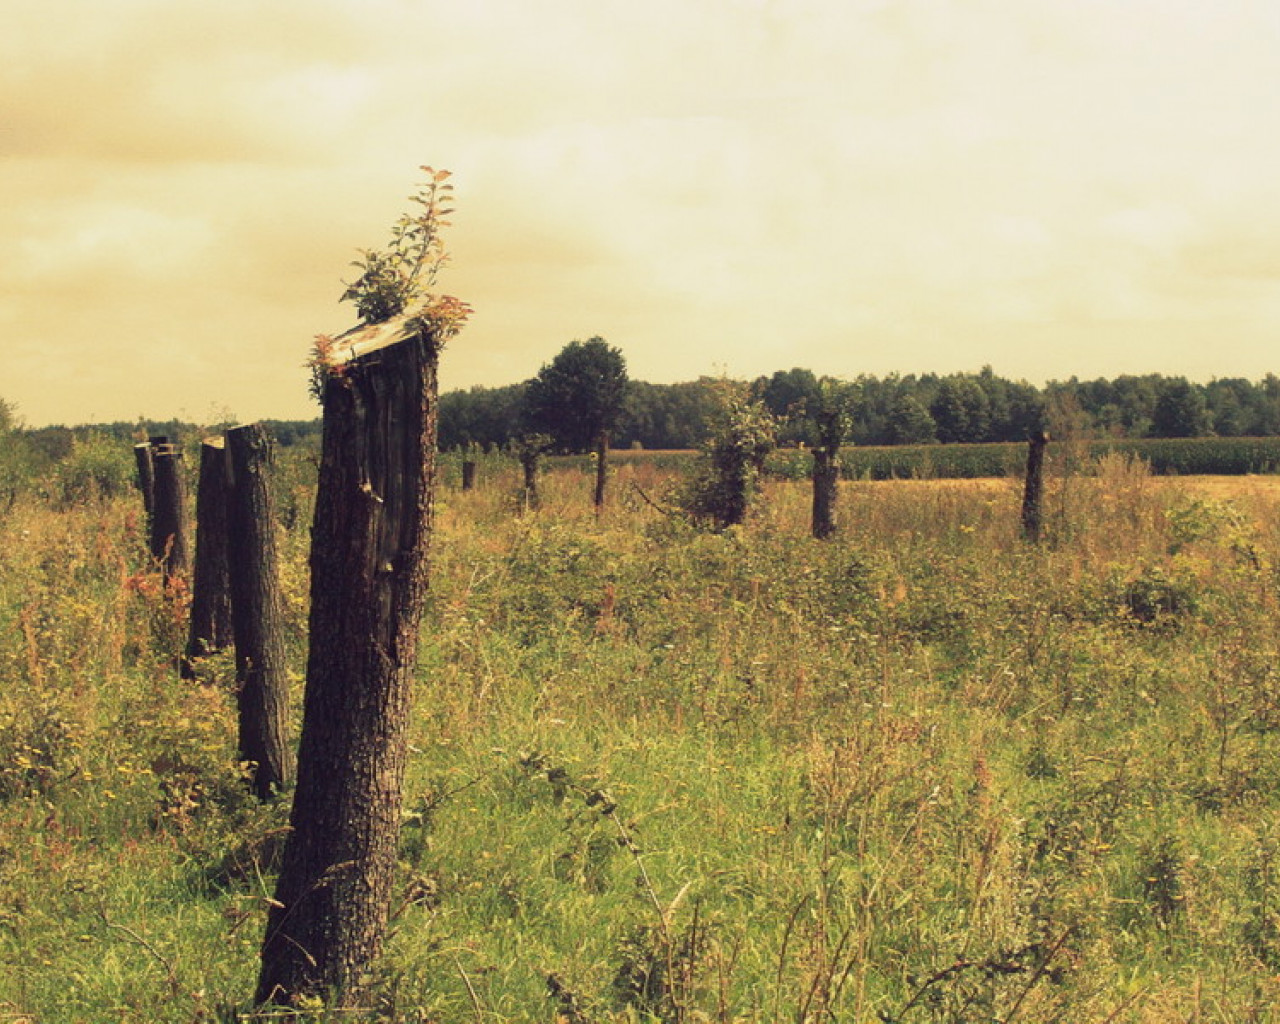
[{"x1": 1, "y1": 453, "x2": 1280, "y2": 1020}]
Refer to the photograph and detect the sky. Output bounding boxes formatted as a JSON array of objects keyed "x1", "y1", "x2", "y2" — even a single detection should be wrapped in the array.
[{"x1": 4, "y1": 0, "x2": 1280, "y2": 427}]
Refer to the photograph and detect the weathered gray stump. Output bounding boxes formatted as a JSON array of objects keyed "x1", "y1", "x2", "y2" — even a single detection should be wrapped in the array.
[
  {"x1": 1021, "y1": 430, "x2": 1050, "y2": 543},
  {"x1": 223, "y1": 424, "x2": 291, "y2": 799},
  {"x1": 182, "y1": 438, "x2": 234, "y2": 679},
  {"x1": 149, "y1": 440, "x2": 189, "y2": 582},
  {"x1": 461, "y1": 458, "x2": 476, "y2": 491},
  {"x1": 811, "y1": 447, "x2": 838, "y2": 539},
  {"x1": 257, "y1": 317, "x2": 440, "y2": 1007}
]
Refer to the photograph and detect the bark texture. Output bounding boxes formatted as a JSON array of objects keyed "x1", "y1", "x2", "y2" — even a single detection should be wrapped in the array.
[
  {"x1": 811, "y1": 446, "x2": 839, "y2": 540},
  {"x1": 149, "y1": 440, "x2": 189, "y2": 582},
  {"x1": 183, "y1": 439, "x2": 234, "y2": 679},
  {"x1": 1021, "y1": 431, "x2": 1050, "y2": 543},
  {"x1": 225, "y1": 425, "x2": 292, "y2": 798},
  {"x1": 256, "y1": 330, "x2": 438, "y2": 1007}
]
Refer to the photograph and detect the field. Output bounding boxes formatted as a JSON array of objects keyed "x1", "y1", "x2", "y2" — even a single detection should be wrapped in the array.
[{"x1": 3, "y1": 450, "x2": 1280, "y2": 1022}]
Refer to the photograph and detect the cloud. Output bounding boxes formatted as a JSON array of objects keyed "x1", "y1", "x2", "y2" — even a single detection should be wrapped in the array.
[{"x1": 5, "y1": 0, "x2": 1280, "y2": 424}]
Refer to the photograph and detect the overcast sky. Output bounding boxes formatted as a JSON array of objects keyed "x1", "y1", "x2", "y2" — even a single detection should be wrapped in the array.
[{"x1": 5, "y1": 0, "x2": 1280, "y2": 426}]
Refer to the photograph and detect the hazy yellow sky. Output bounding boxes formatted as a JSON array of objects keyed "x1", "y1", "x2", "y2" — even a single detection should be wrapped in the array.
[{"x1": 5, "y1": 0, "x2": 1280, "y2": 426}]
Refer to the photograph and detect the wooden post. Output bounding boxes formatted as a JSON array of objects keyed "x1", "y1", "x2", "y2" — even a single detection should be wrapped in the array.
[
  {"x1": 461, "y1": 458, "x2": 477, "y2": 491},
  {"x1": 257, "y1": 316, "x2": 440, "y2": 1006},
  {"x1": 593, "y1": 433, "x2": 609, "y2": 512},
  {"x1": 811, "y1": 446, "x2": 838, "y2": 539},
  {"x1": 182, "y1": 438, "x2": 233, "y2": 679},
  {"x1": 133, "y1": 442, "x2": 154, "y2": 530},
  {"x1": 520, "y1": 449, "x2": 540, "y2": 510},
  {"x1": 149, "y1": 439, "x2": 189, "y2": 582},
  {"x1": 1021, "y1": 430, "x2": 1050, "y2": 543},
  {"x1": 225, "y1": 424, "x2": 292, "y2": 799}
]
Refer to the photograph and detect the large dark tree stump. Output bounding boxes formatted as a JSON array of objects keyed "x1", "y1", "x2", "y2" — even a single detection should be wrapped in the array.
[
  {"x1": 182, "y1": 438, "x2": 233, "y2": 679},
  {"x1": 1022, "y1": 430, "x2": 1050, "y2": 543},
  {"x1": 225, "y1": 424, "x2": 291, "y2": 798},
  {"x1": 461, "y1": 458, "x2": 477, "y2": 491},
  {"x1": 257, "y1": 317, "x2": 440, "y2": 1007},
  {"x1": 149, "y1": 439, "x2": 189, "y2": 582}
]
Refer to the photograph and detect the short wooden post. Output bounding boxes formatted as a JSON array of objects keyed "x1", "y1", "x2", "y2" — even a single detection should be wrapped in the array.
[
  {"x1": 133, "y1": 442, "x2": 155, "y2": 529},
  {"x1": 1021, "y1": 430, "x2": 1050, "y2": 543},
  {"x1": 593, "y1": 433, "x2": 609, "y2": 511},
  {"x1": 461, "y1": 459, "x2": 477, "y2": 491},
  {"x1": 520, "y1": 449, "x2": 540, "y2": 510},
  {"x1": 182, "y1": 438, "x2": 234, "y2": 679},
  {"x1": 811, "y1": 447, "x2": 838, "y2": 539},
  {"x1": 149, "y1": 439, "x2": 189, "y2": 581},
  {"x1": 257, "y1": 315, "x2": 441, "y2": 1005},
  {"x1": 224, "y1": 424, "x2": 291, "y2": 799}
]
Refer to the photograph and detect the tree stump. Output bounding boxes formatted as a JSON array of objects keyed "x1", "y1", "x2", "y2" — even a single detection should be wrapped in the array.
[
  {"x1": 149, "y1": 439, "x2": 188, "y2": 582},
  {"x1": 133, "y1": 442, "x2": 154, "y2": 530},
  {"x1": 461, "y1": 458, "x2": 476, "y2": 491},
  {"x1": 257, "y1": 316, "x2": 440, "y2": 1006},
  {"x1": 811, "y1": 446, "x2": 839, "y2": 539},
  {"x1": 520, "y1": 449, "x2": 541, "y2": 510},
  {"x1": 593, "y1": 432, "x2": 609, "y2": 512},
  {"x1": 1021, "y1": 430, "x2": 1050, "y2": 542},
  {"x1": 225, "y1": 424, "x2": 291, "y2": 798},
  {"x1": 182, "y1": 438, "x2": 233, "y2": 679}
]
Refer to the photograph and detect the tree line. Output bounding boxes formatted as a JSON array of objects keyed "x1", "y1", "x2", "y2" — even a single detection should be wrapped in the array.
[{"x1": 435, "y1": 367, "x2": 1280, "y2": 452}]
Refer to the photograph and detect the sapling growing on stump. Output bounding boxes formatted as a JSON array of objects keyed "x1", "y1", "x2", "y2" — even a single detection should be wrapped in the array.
[
  {"x1": 678, "y1": 380, "x2": 775, "y2": 531},
  {"x1": 514, "y1": 433, "x2": 553, "y2": 512},
  {"x1": 256, "y1": 166, "x2": 470, "y2": 1010}
]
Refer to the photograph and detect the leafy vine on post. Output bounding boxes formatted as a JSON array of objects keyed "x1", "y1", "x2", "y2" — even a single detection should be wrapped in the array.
[{"x1": 256, "y1": 166, "x2": 470, "y2": 1012}]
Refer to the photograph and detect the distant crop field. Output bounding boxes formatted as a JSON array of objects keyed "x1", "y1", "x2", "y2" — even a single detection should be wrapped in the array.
[{"x1": 567, "y1": 436, "x2": 1280, "y2": 481}]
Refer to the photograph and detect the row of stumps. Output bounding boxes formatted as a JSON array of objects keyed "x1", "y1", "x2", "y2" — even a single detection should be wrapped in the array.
[
  {"x1": 135, "y1": 400, "x2": 1049, "y2": 1013},
  {"x1": 134, "y1": 427, "x2": 292, "y2": 800},
  {"x1": 136, "y1": 319, "x2": 440, "y2": 1010}
]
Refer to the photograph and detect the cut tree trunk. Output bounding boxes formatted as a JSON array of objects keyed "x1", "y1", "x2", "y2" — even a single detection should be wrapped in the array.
[
  {"x1": 256, "y1": 316, "x2": 440, "y2": 1007},
  {"x1": 149, "y1": 440, "x2": 189, "y2": 582},
  {"x1": 520, "y1": 450, "x2": 541, "y2": 510},
  {"x1": 182, "y1": 438, "x2": 233, "y2": 679},
  {"x1": 461, "y1": 459, "x2": 476, "y2": 491},
  {"x1": 224, "y1": 424, "x2": 291, "y2": 798},
  {"x1": 133, "y1": 442, "x2": 154, "y2": 530},
  {"x1": 811, "y1": 446, "x2": 839, "y2": 540},
  {"x1": 1021, "y1": 431, "x2": 1050, "y2": 543},
  {"x1": 593, "y1": 433, "x2": 608, "y2": 511}
]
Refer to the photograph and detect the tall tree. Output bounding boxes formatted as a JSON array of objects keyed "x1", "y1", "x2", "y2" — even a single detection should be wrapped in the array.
[
  {"x1": 523, "y1": 338, "x2": 628, "y2": 510},
  {"x1": 1151, "y1": 377, "x2": 1213, "y2": 438}
]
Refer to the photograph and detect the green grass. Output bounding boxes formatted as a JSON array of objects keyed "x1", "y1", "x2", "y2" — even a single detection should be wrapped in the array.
[{"x1": 3, "y1": 454, "x2": 1280, "y2": 1020}]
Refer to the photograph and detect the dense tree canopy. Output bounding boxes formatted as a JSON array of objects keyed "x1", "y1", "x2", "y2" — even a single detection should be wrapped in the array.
[
  {"x1": 521, "y1": 338, "x2": 629, "y2": 454},
  {"x1": 432, "y1": 369, "x2": 1280, "y2": 452}
]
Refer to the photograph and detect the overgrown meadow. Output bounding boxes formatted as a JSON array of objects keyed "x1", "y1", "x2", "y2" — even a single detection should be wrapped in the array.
[{"x1": 3, "y1": 446, "x2": 1280, "y2": 1022}]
